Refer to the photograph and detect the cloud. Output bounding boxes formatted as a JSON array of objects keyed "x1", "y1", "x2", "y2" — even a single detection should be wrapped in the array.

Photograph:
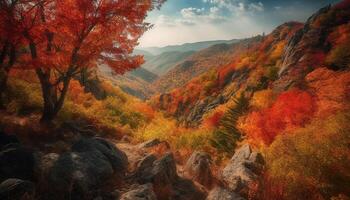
[
  {"x1": 180, "y1": 7, "x2": 205, "y2": 18},
  {"x1": 203, "y1": 0, "x2": 264, "y2": 15}
]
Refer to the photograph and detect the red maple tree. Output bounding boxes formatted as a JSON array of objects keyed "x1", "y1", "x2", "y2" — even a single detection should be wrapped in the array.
[{"x1": 2, "y1": 0, "x2": 164, "y2": 121}]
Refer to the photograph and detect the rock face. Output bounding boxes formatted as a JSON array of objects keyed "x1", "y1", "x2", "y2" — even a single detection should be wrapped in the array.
[
  {"x1": 71, "y1": 137, "x2": 128, "y2": 172},
  {"x1": 221, "y1": 144, "x2": 264, "y2": 193},
  {"x1": 134, "y1": 153, "x2": 206, "y2": 200},
  {"x1": 37, "y1": 137, "x2": 128, "y2": 199},
  {"x1": 207, "y1": 187, "x2": 244, "y2": 200},
  {"x1": 184, "y1": 151, "x2": 213, "y2": 187},
  {"x1": 0, "y1": 178, "x2": 35, "y2": 200},
  {"x1": 120, "y1": 184, "x2": 157, "y2": 200}
]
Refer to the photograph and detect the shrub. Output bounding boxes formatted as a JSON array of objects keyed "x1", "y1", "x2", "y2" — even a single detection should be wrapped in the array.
[
  {"x1": 6, "y1": 78, "x2": 43, "y2": 115},
  {"x1": 251, "y1": 89, "x2": 274, "y2": 109},
  {"x1": 261, "y1": 112, "x2": 350, "y2": 199},
  {"x1": 241, "y1": 89, "x2": 316, "y2": 145}
]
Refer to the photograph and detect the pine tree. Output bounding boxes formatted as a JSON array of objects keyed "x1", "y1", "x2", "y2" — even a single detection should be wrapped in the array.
[{"x1": 211, "y1": 94, "x2": 249, "y2": 156}]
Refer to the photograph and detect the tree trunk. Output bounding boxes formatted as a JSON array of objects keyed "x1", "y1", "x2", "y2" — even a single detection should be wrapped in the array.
[
  {"x1": 0, "y1": 68, "x2": 9, "y2": 109},
  {"x1": 36, "y1": 69, "x2": 71, "y2": 123},
  {"x1": 0, "y1": 43, "x2": 15, "y2": 109}
]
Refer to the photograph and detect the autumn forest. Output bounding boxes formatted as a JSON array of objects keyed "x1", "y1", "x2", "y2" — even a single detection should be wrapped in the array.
[{"x1": 0, "y1": 0, "x2": 349, "y2": 200}]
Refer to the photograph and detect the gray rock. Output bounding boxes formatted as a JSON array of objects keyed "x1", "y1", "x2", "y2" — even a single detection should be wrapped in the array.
[
  {"x1": 136, "y1": 153, "x2": 178, "y2": 199},
  {"x1": 40, "y1": 138, "x2": 128, "y2": 199},
  {"x1": 221, "y1": 144, "x2": 264, "y2": 192},
  {"x1": 184, "y1": 151, "x2": 213, "y2": 187},
  {"x1": 120, "y1": 184, "x2": 157, "y2": 200},
  {"x1": 71, "y1": 137, "x2": 128, "y2": 172},
  {"x1": 207, "y1": 187, "x2": 245, "y2": 200},
  {"x1": 132, "y1": 154, "x2": 157, "y2": 178},
  {"x1": 0, "y1": 179, "x2": 35, "y2": 200}
]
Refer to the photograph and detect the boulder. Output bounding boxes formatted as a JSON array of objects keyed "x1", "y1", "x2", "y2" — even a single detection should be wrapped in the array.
[
  {"x1": 184, "y1": 151, "x2": 213, "y2": 187},
  {"x1": 137, "y1": 153, "x2": 178, "y2": 185},
  {"x1": 39, "y1": 138, "x2": 128, "y2": 199},
  {"x1": 0, "y1": 178, "x2": 35, "y2": 200},
  {"x1": 0, "y1": 145, "x2": 35, "y2": 182},
  {"x1": 120, "y1": 184, "x2": 157, "y2": 200},
  {"x1": 207, "y1": 187, "x2": 245, "y2": 200},
  {"x1": 71, "y1": 137, "x2": 128, "y2": 172},
  {"x1": 132, "y1": 154, "x2": 157, "y2": 178},
  {"x1": 135, "y1": 153, "x2": 178, "y2": 199},
  {"x1": 221, "y1": 144, "x2": 264, "y2": 192}
]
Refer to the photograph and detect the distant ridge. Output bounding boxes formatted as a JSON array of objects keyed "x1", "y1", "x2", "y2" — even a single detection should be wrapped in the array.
[{"x1": 138, "y1": 39, "x2": 239, "y2": 55}]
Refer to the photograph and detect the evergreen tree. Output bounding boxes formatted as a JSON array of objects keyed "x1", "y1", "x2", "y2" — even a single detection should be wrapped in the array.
[{"x1": 211, "y1": 94, "x2": 249, "y2": 156}]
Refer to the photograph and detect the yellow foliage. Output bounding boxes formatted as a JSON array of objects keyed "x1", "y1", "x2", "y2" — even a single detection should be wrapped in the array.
[
  {"x1": 250, "y1": 89, "x2": 274, "y2": 109},
  {"x1": 264, "y1": 111, "x2": 350, "y2": 199}
]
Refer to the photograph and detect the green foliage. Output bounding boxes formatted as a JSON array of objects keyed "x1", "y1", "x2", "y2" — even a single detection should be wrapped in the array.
[
  {"x1": 266, "y1": 66, "x2": 279, "y2": 81},
  {"x1": 210, "y1": 94, "x2": 249, "y2": 156}
]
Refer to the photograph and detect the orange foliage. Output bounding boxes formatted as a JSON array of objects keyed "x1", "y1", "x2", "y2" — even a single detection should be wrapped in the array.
[
  {"x1": 132, "y1": 102, "x2": 155, "y2": 120},
  {"x1": 242, "y1": 89, "x2": 317, "y2": 145},
  {"x1": 306, "y1": 67, "x2": 350, "y2": 117},
  {"x1": 202, "y1": 110, "x2": 224, "y2": 128}
]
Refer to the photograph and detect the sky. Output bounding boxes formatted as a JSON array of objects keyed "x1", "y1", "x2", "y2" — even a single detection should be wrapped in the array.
[{"x1": 138, "y1": 0, "x2": 340, "y2": 47}]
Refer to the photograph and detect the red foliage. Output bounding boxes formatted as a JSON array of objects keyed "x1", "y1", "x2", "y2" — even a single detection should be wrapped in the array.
[
  {"x1": 202, "y1": 110, "x2": 224, "y2": 128},
  {"x1": 243, "y1": 89, "x2": 317, "y2": 145},
  {"x1": 218, "y1": 63, "x2": 235, "y2": 87}
]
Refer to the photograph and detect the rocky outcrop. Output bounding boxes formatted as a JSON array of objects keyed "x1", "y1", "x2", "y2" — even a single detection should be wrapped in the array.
[
  {"x1": 221, "y1": 144, "x2": 264, "y2": 193},
  {"x1": 184, "y1": 151, "x2": 213, "y2": 187},
  {"x1": 0, "y1": 178, "x2": 35, "y2": 200},
  {"x1": 184, "y1": 95, "x2": 225, "y2": 126},
  {"x1": 133, "y1": 153, "x2": 206, "y2": 199},
  {"x1": 120, "y1": 184, "x2": 157, "y2": 200},
  {"x1": 36, "y1": 137, "x2": 128, "y2": 199}
]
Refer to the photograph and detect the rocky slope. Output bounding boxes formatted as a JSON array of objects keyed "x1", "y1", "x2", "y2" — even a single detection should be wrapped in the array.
[
  {"x1": 151, "y1": 2, "x2": 350, "y2": 126},
  {"x1": 0, "y1": 128, "x2": 264, "y2": 200}
]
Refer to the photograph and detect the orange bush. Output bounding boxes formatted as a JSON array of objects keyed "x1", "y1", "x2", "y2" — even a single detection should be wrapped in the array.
[
  {"x1": 241, "y1": 89, "x2": 317, "y2": 145},
  {"x1": 132, "y1": 101, "x2": 155, "y2": 121},
  {"x1": 306, "y1": 67, "x2": 350, "y2": 117},
  {"x1": 202, "y1": 110, "x2": 224, "y2": 128}
]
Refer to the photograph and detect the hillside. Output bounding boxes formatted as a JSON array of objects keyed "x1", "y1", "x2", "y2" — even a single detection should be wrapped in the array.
[
  {"x1": 98, "y1": 65, "x2": 158, "y2": 99},
  {"x1": 142, "y1": 51, "x2": 195, "y2": 75},
  {"x1": 151, "y1": 3, "x2": 350, "y2": 127},
  {"x1": 153, "y1": 39, "x2": 264, "y2": 93}
]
